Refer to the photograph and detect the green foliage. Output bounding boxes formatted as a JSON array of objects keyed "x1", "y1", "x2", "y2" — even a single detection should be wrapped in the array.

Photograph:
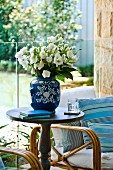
[
  {"x1": 0, "y1": 43, "x2": 17, "y2": 61},
  {"x1": 0, "y1": 153, "x2": 16, "y2": 168},
  {"x1": 0, "y1": 124, "x2": 15, "y2": 147},
  {"x1": 0, "y1": 0, "x2": 39, "y2": 61},
  {"x1": 0, "y1": 0, "x2": 81, "y2": 63},
  {"x1": 18, "y1": 131, "x2": 30, "y2": 149},
  {"x1": 0, "y1": 60, "x2": 15, "y2": 72},
  {"x1": 56, "y1": 67, "x2": 76, "y2": 81},
  {"x1": 0, "y1": 60, "x2": 31, "y2": 74},
  {"x1": 18, "y1": 124, "x2": 39, "y2": 149},
  {"x1": 0, "y1": 0, "x2": 21, "y2": 61},
  {"x1": 36, "y1": 0, "x2": 82, "y2": 46},
  {"x1": 78, "y1": 65, "x2": 94, "y2": 77},
  {"x1": 0, "y1": 0, "x2": 22, "y2": 41}
]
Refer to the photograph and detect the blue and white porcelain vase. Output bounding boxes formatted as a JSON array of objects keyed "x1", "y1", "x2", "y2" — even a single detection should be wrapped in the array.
[{"x1": 30, "y1": 77, "x2": 60, "y2": 111}]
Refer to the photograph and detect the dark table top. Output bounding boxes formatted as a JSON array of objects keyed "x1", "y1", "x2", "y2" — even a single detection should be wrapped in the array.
[{"x1": 6, "y1": 107, "x2": 84, "y2": 124}]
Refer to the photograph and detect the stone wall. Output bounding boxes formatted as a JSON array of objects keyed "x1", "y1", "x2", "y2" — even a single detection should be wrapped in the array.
[{"x1": 94, "y1": 0, "x2": 113, "y2": 97}]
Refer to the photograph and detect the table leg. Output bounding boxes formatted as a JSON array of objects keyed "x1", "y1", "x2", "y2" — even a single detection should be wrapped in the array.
[{"x1": 39, "y1": 123, "x2": 51, "y2": 170}]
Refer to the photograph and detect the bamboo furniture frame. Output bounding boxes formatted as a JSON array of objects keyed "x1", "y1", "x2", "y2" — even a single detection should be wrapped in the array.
[
  {"x1": 0, "y1": 146, "x2": 43, "y2": 170},
  {"x1": 30, "y1": 125, "x2": 101, "y2": 170}
]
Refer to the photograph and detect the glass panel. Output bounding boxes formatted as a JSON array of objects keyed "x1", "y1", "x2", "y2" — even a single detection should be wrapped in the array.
[
  {"x1": 0, "y1": 42, "x2": 17, "y2": 108},
  {"x1": 17, "y1": 42, "x2": 40, "y2": 107},
  {"x1": 15, "y1": 42, "x2": 37, "y2": 150},
  {"x1": 0, "y1": 42, "x2": 19, "y2": 149}
]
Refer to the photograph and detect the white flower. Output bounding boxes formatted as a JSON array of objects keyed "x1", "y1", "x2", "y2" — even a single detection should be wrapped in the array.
[
  {"x1": 29, "y1": 46, "x2": 35, "y2": 53},
  {"x1": 31, "y1": 67, "x2": 35, "y2": 74},
  {"x1": 67, "y1": 63, "x2": 73, "y2": 67},
  {"x1": 21, "y1": 47, "x2": 27, "y2": 53},
  {"x1": 14, "y1": 34, "x2": 78, "y2": 81},
  {"x1": 15, "y1": 47, "x2": 27, "y2": 59},
  {"x1": 40, "y1": 51, "x2": 46, "y2": 59},
  {"x1": 64, "y1": 44, "x2": 68, "y2": 48},
  {"x1": 42, "y1": 70, "x2": 51, "y2": 78},
  {"x1": 71, "y1": 56, "x2": 77, "y2": 61},
  {"x1": 30, "y1": 55, "x2": 37, "y2": 64},
  {"x1": 54, "y1": 52, "x2": 63, "y2": 67},
  {"x1": 18, "y1": 55, "x2": 28, "y2": 70},
  {"x1": 34, "y1": 63, "x2": 38, "y2": 69},
  {"x1": 58, "y1": 37, "x2": 64, "y2": 43},
  {"x1": 67, "y1": 50, "x2": 73, "y2": 57},
  {"x1": 38, "y1": 60, "x2": 44, "y2": 70},
  {"x1": 46, "y1": 55, "x2": 52, "y2": 63},
  {"x1": 48, "y1": 43, "x2": 55, "y2": 52},
  {"x1": 30, "y1": 52, "x2": 34, "y2": 58},
  {"x1": 41, "y1": 46, "x2": 46, "y2": 51},
  {"x1": 55, "y1": 51, "x2": 60, "y2": 58},
  {"x1": 59, "y1": 45, "x2": 64, "y2": 51},
  {"x1": 15, "y1": 51, "x2": 22, "y2": 58},
  {"x1": 72, "y1": 55, "x2": 79, "y2": 61},
  {"x1": 47, "y1": 36, "x2": 56, "y2": 43},
  {"x1": 18, "y1": 55, "x2": 27, "y2": 63},
  {"x1": 62, "y1": 54, "x2": 66, "y2": 60},
  {"x1": 52, "y1": 46, "x2": 57, "y2": 53}
]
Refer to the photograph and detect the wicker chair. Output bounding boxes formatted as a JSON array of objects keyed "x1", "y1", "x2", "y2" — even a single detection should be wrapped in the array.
[
  {"x1": 0, "y1": 146, "x2": 42, "y2": 170},
  {"x1": 30, "y1": 125, "x2": 101, "y2": 170}
]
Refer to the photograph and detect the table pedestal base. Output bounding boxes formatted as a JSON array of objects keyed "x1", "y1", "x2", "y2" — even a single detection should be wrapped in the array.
[{"x1": 39, "y1": 123, "x2": 51, "y2": 170}]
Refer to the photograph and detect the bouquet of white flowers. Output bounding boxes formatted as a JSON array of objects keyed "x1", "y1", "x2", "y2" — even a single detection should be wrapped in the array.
[{"x1": 15, "y1": 34, "x2": 79, "y2": 81}]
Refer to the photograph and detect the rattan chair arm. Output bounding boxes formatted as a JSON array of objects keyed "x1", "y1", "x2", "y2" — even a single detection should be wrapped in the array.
[
  {"x1": 30, "y1": 125, "x2": 41, "y2": 157},
  {"x1": 0, "y1": 146, "x2": 43, "y2": 170}
]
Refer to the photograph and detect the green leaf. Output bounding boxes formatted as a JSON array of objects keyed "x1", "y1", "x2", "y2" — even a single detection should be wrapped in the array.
[
  {"x1": 3, "y1": 141, "x2": 15, "y2": 147},
  {"x1": 18, "y1": 131, "x2": 30, "y2": 140},
  {"x1": 63, "y1": 72, "x2": 73, "y2": 80},
  {"x1": 0, "y1": 124, "x2": 8, "y2": 129},
  {"x1": 56, "y1": 75, "x2": 65, "y2": 82}
]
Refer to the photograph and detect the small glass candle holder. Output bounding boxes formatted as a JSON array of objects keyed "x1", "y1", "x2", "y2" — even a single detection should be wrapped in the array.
[{"x1": 67, "y1": 98, "x2": 79, "y2": 112}]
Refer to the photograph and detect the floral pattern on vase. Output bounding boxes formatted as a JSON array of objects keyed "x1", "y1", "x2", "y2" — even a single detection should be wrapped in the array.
[{"x1": 30, "y1": 77, "x2": 60, "y2": 111}]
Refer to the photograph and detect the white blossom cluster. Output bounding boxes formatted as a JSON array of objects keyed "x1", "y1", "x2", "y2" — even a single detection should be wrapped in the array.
[{"x1": 15, "y1": 34, "x2": 78, "y2": 80}]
